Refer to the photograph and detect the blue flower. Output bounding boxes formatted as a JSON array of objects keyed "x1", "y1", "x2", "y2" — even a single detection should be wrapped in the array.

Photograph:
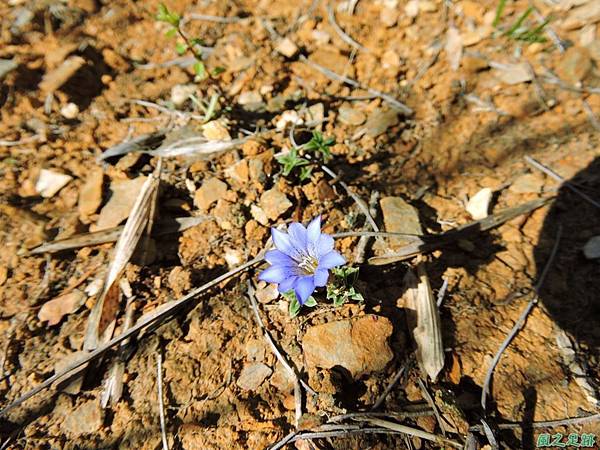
[{"x1": 259, "y1": 216, "x2": 346, "y2": 305}]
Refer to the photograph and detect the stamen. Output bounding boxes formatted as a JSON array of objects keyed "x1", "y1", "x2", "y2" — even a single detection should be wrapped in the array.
[{"x1": 297, "y1": 254, "x2": 318, "y2": 275}]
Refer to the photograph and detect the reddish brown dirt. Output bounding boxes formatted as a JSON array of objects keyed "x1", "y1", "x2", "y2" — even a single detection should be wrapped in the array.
[{"x1": 1, "y1": 0, "x2": 600, "y2": 449}]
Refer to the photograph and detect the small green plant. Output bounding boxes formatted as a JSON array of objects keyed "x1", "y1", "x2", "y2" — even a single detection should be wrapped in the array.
[
  {"x1": 283, "y1": 290, "x2": 317, "y2": 318},
  {"x1": 276, "y1": 130, "x2": 336, "y2": 181},
  {"x1": 156, "y1": 4, "x2": 224, "y2": 80},
  {"x1": 493, "y1": 0, "x2": 549, "y2": 43},
  {"x1": 326, "y1": 266, "x2": 364, "y2": 307}
]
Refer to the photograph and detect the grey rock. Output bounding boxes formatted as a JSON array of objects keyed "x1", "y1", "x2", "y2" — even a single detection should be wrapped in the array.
[
  {"x1": 364, "y1": 109, "x2": 399, "y2": 137},
  {"x1": 236, "y1": 363, "x2": 272, "y2": 391}
]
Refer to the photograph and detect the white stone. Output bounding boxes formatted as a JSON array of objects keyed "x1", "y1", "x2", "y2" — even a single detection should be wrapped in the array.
[
  {"x1": 583, "y1": 236, "x2": 600, "y2": 259},
  {"x1": 60, "y1": 102, "x2": 79, "y2": 119},
  {"x1": 275, "y1": 37, "x2": 298, "y2": 58},
  {"x1": 170, "y1": 84, "x2": 196, "y2": 107},
  {"x1": 35, "y1": 169, "x2": 73, "y2": 198},
  {"x1": 466, "y1": 188, "x2": 493, "y2": 220}
]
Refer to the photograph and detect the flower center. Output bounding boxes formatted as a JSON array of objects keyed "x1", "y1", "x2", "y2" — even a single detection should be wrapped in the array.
[{"x1": 297, "y1": 254, "x2": 318, "y2": 275}]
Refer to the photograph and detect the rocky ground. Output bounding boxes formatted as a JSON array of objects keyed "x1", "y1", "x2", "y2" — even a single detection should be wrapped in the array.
[{"x1": 1, "y1": 0, "x2": 600, "y2": 449}]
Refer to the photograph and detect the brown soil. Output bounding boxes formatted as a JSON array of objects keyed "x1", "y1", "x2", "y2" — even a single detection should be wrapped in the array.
[{"x1": 1, "y1": 0, "x2": 600, "y2": 449}]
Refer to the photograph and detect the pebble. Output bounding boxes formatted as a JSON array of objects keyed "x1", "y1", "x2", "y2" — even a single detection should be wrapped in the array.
[
  {"x1": 0, "y1": 58, "x2": 17, "y2": 80},
  {"x1": 250, "y1": 204, "x2": 269, "y2": 226},
  {"x1": 60, "y1": 102, "x2": 79, "y2": 119},
  {"x1": 255, "y1": 281, "x2": 279, "y2": 303},
  {"x1": 202, "y1": 120, "x2": 231, "y2": 141},
  {"x1": 380, "y1": 196, "x2": 423, "y2": 249},
  {"x1": 94, "y1": 176, "x2": 147, "y2": 230},
  {"x1": 364, "y1": 108, "x2": 399, "y2": 137},
  {"x1": 557, "y1": 46, "x2": 592, "y2": 83},
  {"x1": 62, "y1": 400, "x2": 104, "y2": 436},
  {"x1": 194, "y1": 177, "x2": 228, "y2": 211},
  {"x1": 275, "y1": 37, "x2": 299, "y2": 58},
  {"x1": 259, "y1": 188, "x2": 292, "y2": 221},
  {"x1": 78, "y1": 167, "x2": 104, "y2": 218},
  {"x1": 311, "y1": 30, "x2": 331, "y2": 45},
  {"x1": 302, "y1": 315, "x2": 394, "y2": 378},
  {"x1": 276, "y1": 110, "x2": 304, "y2": 131},
  {"x1": 405, "y1": 0, "x2": 419, "y2": 18},
  {"x1": 236, "y1": 363, "x2": 272, "y2": 391},
  {"x1": 466, "y1": 187, "x2": 493, "y2": 220},
  {"x1": 224, "y1": 159, "x2": 250, "y2": 184},
  {"x1": 493, "y1": 62, "x2": 532, "y2": 85},
  {"x1": 338, "y1": 104, "x2": 366, "y2": 126},
  {"x1": 380, "y1": 7, "x2": 398, "y2": 27},
  {"x1": 583, "y1": 236, "x2": 600, "y2": 259},
  {"x1": 35, "y1": 169, "x2": 73, "y2": 198},
  {"x1": 40, "y1": 56, "x2": 86, "y2": 93},
  {"x1": 170, "y1": 84, "x2": 196, "y2": 107},
  {"x1": 238, "y1": 91, "x2": 263, "y2": 109},
  {"x1": 509, "y1": 173, "x2": 543, "y2": 194}
]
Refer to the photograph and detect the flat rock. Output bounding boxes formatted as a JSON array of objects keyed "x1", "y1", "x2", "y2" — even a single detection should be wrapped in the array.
[
  {"x1": 380, "y1": 196, "x2": 423, "y2": 249},
  {"x1": 275, "y1": 37, "x2": 299, "y2": 58},
  {"x1": 35, "y1": 169, "x2": 73, "y2": 198},
  {"x1": 302, "y1": 315, "x2": 394, "y2": 378},
  {"x1": 466, "y1": 187, "x2": 493, "y2": 220},
  {"x1": 62, "y1": 400, "x2": 104, "y2": 436},
  {"x1": 364, "y1": 109, "x2": 399, "y2": 137},
  {"x1": 259, "y1": 188, "x2": 292, "y2": 221},
  {"x1": 236, "y1": 363, "x2": 272, "y2": 391},
  {"x1": 224, "y1": 159, "x2": 249, "y2": 184},
  {"x1": 509, "y1": 173, "x2": 543, "y2": 194},
  {"x1": 202, "y1": 120, "x2": 231, "y2": 141},
  {"x1": 338, "y1": 105, "x2": 366, "y2": 126},
  {"x1": 94, "y1": 176, "x2": 147, "y2": 230},
  {"x1": 557, "y1": 46, "x2": 592, "y2": 83},
  {"x1": 583, "y1": 236, "x2": 600, "y2": 259},
  {"x1": 194, "y1": 177, "x2": 228, "y2": 211},
  {"x1": 78, "y1": 167, "x2": 104, "y2": 218}
]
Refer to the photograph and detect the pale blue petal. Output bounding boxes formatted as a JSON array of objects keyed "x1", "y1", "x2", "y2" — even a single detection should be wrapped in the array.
[
  {"x1": 294, "y1": 276, "x2": 315, "y2": 305},
  {"x1": 272, "y1": 228, "x2": 298, "y2": 258},
  {"x1": 306, "y1": 216, "x2": 321, "y2": 245},
  {"x1": 265, "y1": 249, "x2": 295, "y2": 267},
  {"x1": 287, "y1": 222, "x2": 307, "y2": 251},
  {"x1": 259, "y1": 265, "x2": 293, "y2": 284},
  {"x1": 316, "y1": 234, "x2": 334, "y2": 257},
  {"x1": 278, "y1": 275, "x2": 298, "y2": 293},
  {"x1": 314, "y1": 268, "x2": 329, "y2": 287},
  {"x1": 318, "y1": 251, "x2": 346, "y2": 269}
]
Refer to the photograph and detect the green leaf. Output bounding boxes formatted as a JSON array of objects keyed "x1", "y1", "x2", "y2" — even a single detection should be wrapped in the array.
[
  {"x1": 289, "y1": 296, "x2": 301, "y2": 317},
  {"x1": 190, "y1": 37, "x2": 206, "y2": 47},
  {"x1": 212, "y1": 66, "x2": 226, "y2": 76},
  {"x1": 156, "y1": 3, "x2": 180, "y2": 27},
  {"x1": 175, "y1": 42, "x2": 187, "y2": 55},
  {"x1": 299, "y1": 166, "x2": 313, "y2": 181},
  {"x1": 304, "y1": 296, "x2": 318, "y2": 307},
  {"x1": 493, "y1": 0, "x2": 507, "y2": 28},
  {"x1": 165, "y1": 28, "x2": 177, "y2": 38},
  {"x1": 193, "y1": 61, "x2": 207, "y2": 80}
]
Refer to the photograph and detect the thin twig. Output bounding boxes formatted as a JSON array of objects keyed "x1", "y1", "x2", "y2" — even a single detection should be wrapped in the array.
[
  {"x1": 299, "y1": 55, "x2": 413, "y2": 115},
  {"x1": 0, "y1": 253, "x2": 265, "y2": 416},
  {"x1": 186, "y1": 13, "x2": 243, "y2": 23},
  {"x1": 436, "y1": 278, "x2": 449, "y2": 307},
  {"x1": 156, "y1": 352, "x2": 169, "y2": 450},
  {"x1": 470, "y1": 412, "x2": 600, "y2": 431},
  {"x1": 0, "y1": 135, "x2": 41, "y2": 147},
  {"x1": 525, "y1": 156, "x2": 600, "y2": 210},
  {"x1": 417, "y1": 378, "x2": 447, "y2": 436},
  {"x1": 481, "y1": 225, "x2": 562, "y2": 411},
  {"x1": 358, "y1": 418, "x2": 463, "y2": 448},
  {"x1": 326, "y1": 2, "x2": 369, "y2": 52},
  {"x1": 247, "y1": 281, "x2": 306, "y2": 426},
  {"x1": 370, "y1": 358, "x2": 411, "y2": 411},
  {"x1": 582, "y1": 100, "x2": 600, "y2": 132},
  {"x1": 354, "y1": 191, "x2": 379, "y2": 264}
]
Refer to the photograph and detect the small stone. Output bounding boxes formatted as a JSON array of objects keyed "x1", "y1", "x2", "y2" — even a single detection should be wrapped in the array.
[
  {"x1": 562, "y1": 2, "x2": 600, "y2": 31},
  {"x1": 94, "y1": 176, "x2": 147, "y2": 230},
  {"x1": 38, "y1": 290, "x2": 86, "y2": 326},
  {"x1": 583, "y1": 236, "x2": 600, "y2": 259},
  {"x1": 167, "y1": 266, "x2": 191, "y2": 297},
  {"x1": 236, "y1": 363, "x2": 272, "y2": 391},
  {"x1": 466, "y1": 188, "x2": 493, "y2": 220},
  {"x1": 380, "y1": 7, "x2": 398, "y2": 27},
  {"x1": 311, "y1": 30, "x2": 330, "y2": 44},
  {"x1": 62, "y1": 400, "x2": 104, "y2": 436},
  {"x1": 275, "y1": 37, "x2": 299, "y2": 58},
  {"x1": 78, "y1": 167, "x2": 103, "y2": 218},
  {"x1": 380, "y1": 196, "x2": 423, "y2": 249},
  {"x1": 405, "y1": 0, "x2": 419, "y2": 17},
  {"x1": 259, "y1": 188, "x2": 292, "y2": 221},
  {"x1": 238, "y1": 91, "x2": 263, "y2": 106},
  {"x1": 509, "y1": 173, "x2": 543, "y2": 194},
  {"x1": 194, "y1": 177, "x2": 228, "y2": 211},
  {"x1": 224, "y1": 247, "x2": 243, "y2": 267},
  {"x1": 170, "y1": 84, "x2": 196, "y2": 107},
  {"x1": 35, "y1": 169, "x2": 73, "y2": 198},
  {"x1": 338, "y1": 104, "x2": 366, "y2": 126},
  {"x1": 419, "y1": 0, "x2": 437, "y2": 12},
  {"x1": 305, "y1": 103, "x2": 325, "y2": 126},
  {"x1": 276, "y1": 110, "x2": 304, "y2": 131},
  {"x1": 202, "y1": 120, "x2": 231, "y2": 141},
  {"x1": 364, "y1": 108, "x2": 399, "y2": 137},
  {"x1": 382, "y1": 50, "x2": 401, "y2": 68},
  {"x1": 224, "y1": 159, "x2": 249, "y2": 184},
  {"x1": 0, "y1": 58, "x2": 18, "y2": 81},
  {"x1": 493, "y1": 62, "x2": 533, "y2": 85},
  {"x1": 461, "y1": 55, "x2": 488, "y2": 73},
  {"x1": 40, "y1": 56, "x2": 86, "y2": 93},
  {"x1": 255, "y1": 281, "x2": 279, "y2": 303},
  {"x1": 60, "y1": 102, "x2": 79, "y2": 119},
  {"x1": 302, "y1": 315, "x2": 394, "y2": 378},
  {"x1": 557, "y1": 46, "x2": 592, "y2": 83},
  {"x1": 250, "y1": 204, "x2": 269, "y2": 226},
  {"x1": 245, "y1": 338, "x2": 266, "y2": 362}
]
